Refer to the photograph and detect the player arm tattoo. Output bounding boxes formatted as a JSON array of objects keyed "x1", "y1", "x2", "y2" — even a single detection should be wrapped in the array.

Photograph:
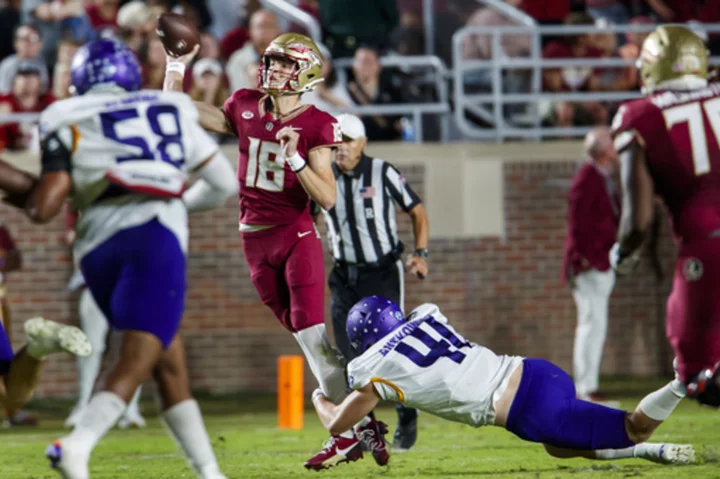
[
  {"x1": 312, "y1": 385, "x2": 381, "y2": 435},
  {"x1": 297, "y1": 147, "x2": 337, "y2": 211},
  {"x1": 617, "y1": 140, "x2": 655, "y2": 257}
]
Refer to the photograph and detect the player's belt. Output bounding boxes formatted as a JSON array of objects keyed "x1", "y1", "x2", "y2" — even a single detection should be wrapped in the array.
[{"x1": 334, "y1": 250, "x2": 401, "y2": 270}]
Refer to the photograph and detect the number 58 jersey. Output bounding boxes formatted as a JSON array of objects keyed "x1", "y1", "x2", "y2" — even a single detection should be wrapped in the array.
[
  {"x1": 347, "y1": 304, "x2": 523, "y2": 427},
  {"x1": 612, "y1": 83, "x2": 720, "y2": 244},
  {"x1": 38, "y1": 90, "x2": 219, "y2": 260}
]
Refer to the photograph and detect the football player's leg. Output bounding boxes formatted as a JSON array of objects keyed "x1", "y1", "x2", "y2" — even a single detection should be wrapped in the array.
[
  {"x1": 47, "y1": 220, "x2": 183, "y2": 477},
  {"x1": 328, "y1": 266, "x2": 358, "y2": 361},
  {"x1": 67, "y1": 288, "x2": 109, "y2": 428},
  {"x1": 286, "y1": 236, "x2": 348, "y2": 404},
  {"x1": 154, "y1": 334, "x2": 225, "y2": 479},
  {"x1": 667, "y1": 243, "x2": 720, "y2": 406}
]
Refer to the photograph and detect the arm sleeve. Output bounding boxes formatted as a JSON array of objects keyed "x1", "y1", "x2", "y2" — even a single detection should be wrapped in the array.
[
  {"x1": 307, "y1": 116, "x2": 342, "y2": 154},
  {"x1": 383, "y1": 163, "x2": 421, "y2": 212},
  {"x1": 222, "y1": 89, "x2": 248, "y2": 137},
  {"x1": 40, "y1": 127, "x2": 74, "y2": 174},
  {"x1": 182, "y1": 150, "x2": 238, "y2": 213}
]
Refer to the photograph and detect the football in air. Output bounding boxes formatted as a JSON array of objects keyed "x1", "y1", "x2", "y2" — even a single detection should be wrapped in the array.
[{"x1": 156, "y1": 13, "x2": 200, "y2": 57}]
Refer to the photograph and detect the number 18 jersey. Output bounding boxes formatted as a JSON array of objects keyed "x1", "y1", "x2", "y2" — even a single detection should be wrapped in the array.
[
  {"x1": 223, "y1": 89, "x2": 341, "y2": 227},
  {"x1": 612, "y1": 83, "x2": 720, "y2": 244},
  {"x1": 347, "y1": 304, "x2": 523, "y2": 427}
]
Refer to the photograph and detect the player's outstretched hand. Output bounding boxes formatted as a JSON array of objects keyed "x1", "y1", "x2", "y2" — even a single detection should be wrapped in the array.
[
  {"x1": 165, "y1": 44, "x2": 200, "y2": 67},
  {"x1": 277, "y1": 126, "x2": 301, "y2": 158}
]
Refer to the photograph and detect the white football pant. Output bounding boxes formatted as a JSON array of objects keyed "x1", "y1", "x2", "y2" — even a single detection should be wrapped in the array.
[{"x1": 572, "y1": 268, "x2": 615, "y2": 397}]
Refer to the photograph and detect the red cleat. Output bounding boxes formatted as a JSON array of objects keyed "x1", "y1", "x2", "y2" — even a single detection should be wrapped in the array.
[
  {"x1": 356, "y1": 418, "x2": 390, "y2": 466},
  {"x1": 304, "y1": 434, "x2": 363, "y2": 470}
]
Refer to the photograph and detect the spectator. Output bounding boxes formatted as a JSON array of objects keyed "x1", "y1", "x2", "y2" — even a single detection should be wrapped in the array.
[
  {"x1": 189, "y1": 58, "x2": 229, "y2": 108},
  {"x1": 586, "y1": 0, "x2": 630, "y2": 26},
  {"x1": 318, "y1": 0, "x2": 399, "y2": 58},
  {"x1": 139, "y1": 37, "x2": 167, "y2": 90},
  {"x1": 199, "y1": 33, "x2": 222, "y2": 60},
  {"x1": 116, "y1": 1, "x2": 156, "y2": 53},
  {"x1": 208, "y1": 0, "x2": 248, "y2": 40},
  {"x1": 226, "y1": 9, "x2": 279, "y2": 91},
  {"x1": 0, "y1": 25, "x2": 48, "y2": 95},
  {"x1": 591, "y1": 20, "x2": 630, "y2": 92},
  {"x1": 562, "y1": 128, "x2": 619, "y2": 405},
  {"x1": 0, "y1": 0, "x2": 21, "y2": 62},
  {"x1": 0, "y1": 63, "x2": 54, "y2": 151},
  {"x1": 618, "y1": 16, "x2": 653, "y2": 91},
  {"x1": 23, "y1": 0, "x2": 94, "y2": 64},
  {"x1": 52, "y1": 38, "x2": 81, "y2": 100},
  {"x1": 302, "y1": 53, "x2": 354, "y2": 114},
  {"x1": 85, "y1": 0, "x2": 119, "y2": 34},
  {"x1": 288, "y1": 0, "x2": 320, "y2": 37},
  {"x1": 542, "y1": 13, "x2": 608, "y2": 128},
  {"x1": 347, "y1": 46, "x2": 404, "y2": 141},
  {"x1": 518, "y1": 0, "x2": 571, "y2": 24}
]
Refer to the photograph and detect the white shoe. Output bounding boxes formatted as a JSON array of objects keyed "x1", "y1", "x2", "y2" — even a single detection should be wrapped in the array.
[
  {"x1": 655, "y1": 444, "x2": 696, "y2": 464},
  {"x1": 46, "y1": 439, "x2": 90, "y2": 479},
  {"x1": 25, "y1": 318, "x2": 92, "y2": 359},
  {"x1": 198, "y1": 463, "x2": 228, "y2": 479},
  {"x1": 64, "y1": 406, "x2": 85, "y2": 430}
]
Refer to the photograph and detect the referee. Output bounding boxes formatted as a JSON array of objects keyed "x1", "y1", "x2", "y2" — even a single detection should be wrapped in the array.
[{"x1": 320, "y1": 114, "x2": 429, "y2": 452}]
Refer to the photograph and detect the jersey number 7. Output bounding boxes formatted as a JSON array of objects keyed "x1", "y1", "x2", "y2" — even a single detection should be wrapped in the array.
[{"x1": 663, "y1": 97, "x2": 720, "y2": 176}]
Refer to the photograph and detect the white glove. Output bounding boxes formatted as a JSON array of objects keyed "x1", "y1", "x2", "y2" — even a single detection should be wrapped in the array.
[{"x1": 609, "y1": 242, "x2": 641, "y2": 275}]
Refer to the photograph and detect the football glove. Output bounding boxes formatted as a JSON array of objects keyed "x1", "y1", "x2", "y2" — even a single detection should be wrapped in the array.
[{"x1": 609, "y1": 242, "x2": 641, "y2": 275}]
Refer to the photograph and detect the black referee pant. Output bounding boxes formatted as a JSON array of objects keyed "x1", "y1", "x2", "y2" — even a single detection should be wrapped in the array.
[{"x1": 329, "y1": 257, "x2": 417, "y2": 421}]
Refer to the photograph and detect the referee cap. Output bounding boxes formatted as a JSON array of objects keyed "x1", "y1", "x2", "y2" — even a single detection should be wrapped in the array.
[{"x1": 336, "y1": 114, "x2": 366, "y2": 140}]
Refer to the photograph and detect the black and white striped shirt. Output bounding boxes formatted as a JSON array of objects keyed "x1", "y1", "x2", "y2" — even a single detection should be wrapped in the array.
[{"x1": 323, "y1": 154, "x2": 421, "y2": 264}]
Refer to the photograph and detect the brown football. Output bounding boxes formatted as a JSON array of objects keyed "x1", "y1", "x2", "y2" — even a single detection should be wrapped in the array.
[{"x1": 156, "y1": 13, "x2": 200, "y2": 57}]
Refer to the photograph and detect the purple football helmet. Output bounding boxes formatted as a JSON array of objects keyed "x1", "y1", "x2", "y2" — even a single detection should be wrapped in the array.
[
  {"x1": 347, "y1": 296, "x2": 406, "y2": 354},
  {"x1": 70, "y1": 39, "x2": 142, "y2": 95}
]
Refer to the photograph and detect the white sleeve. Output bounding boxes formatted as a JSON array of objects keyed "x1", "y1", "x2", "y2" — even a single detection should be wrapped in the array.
[{"x1": 182, "y1": 149, "x2": 237, "y2": 212}]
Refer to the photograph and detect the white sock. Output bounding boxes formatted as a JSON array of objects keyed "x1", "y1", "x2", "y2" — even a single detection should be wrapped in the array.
[
  {"x1": 63, "y1": 391, "x2": 126, "y2": 453},
  {"x1": 595, "y1": 446, "x2": 636, "y2": 460},
  {"x1": 293, "y1": 324, "x2": 349, "y2": 404},
  {"x1": 632, "y1": 442, "x2": 665, "y2": 461},
  {"x1": 637, "y1": 381, "x2": 684, "y2": 421},
  {"x1": 77, "y1": 289, "x2": 108, "y2": 407},
  {"x1": 125, "y1": 387, "x2": 143, "y2": 417},
  {"x1": 354, "y1": 416, "x2": 372, "y2": 430},
  {"x1": 161, "y1": 399, "x2": 221, "y2": 476}
]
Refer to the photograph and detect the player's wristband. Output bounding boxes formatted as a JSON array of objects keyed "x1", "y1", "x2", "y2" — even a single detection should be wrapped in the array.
[
  {"x1": 166, "y1": 62, "x2": 186, "y2": 76},
  {"x1": 287, "y1": 152, "x2": 307, "y2": 173},
  {"x1": 311, "y1": 388, "x2": 326, "y2": 404}
]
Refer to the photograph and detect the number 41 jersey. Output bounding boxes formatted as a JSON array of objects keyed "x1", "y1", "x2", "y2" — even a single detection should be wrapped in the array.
[
  {"x1": 223, "y1": 89, "x2": 341, "y2": 227},
  {"x1": 612, "y1": 83, "x2": 720, "y2": 244},
  {"x1": 347, "y1": 304, "x2": 523, "y2": 427}
]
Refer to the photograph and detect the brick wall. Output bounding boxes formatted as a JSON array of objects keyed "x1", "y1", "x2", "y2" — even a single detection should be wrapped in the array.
[{"x1": 0, "y1": 160, "x2": 677, "y2": 398}]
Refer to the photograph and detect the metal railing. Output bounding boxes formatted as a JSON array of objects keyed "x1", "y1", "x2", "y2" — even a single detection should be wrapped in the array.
[
  {"x1": 332, "y1": 55, "x2": 451, "y2": 142},
  {"x1": 453, "y1": 23, "x2": 720, "y2": 141},
  {"x1": 260, "y1": 0, "x2": 323, "y2": 45}
]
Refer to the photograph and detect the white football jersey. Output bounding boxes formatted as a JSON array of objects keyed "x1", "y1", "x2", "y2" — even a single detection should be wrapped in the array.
[
  {"x1": 347, "y1": 304, "x2": 523, "y2": 427},
  {"x1": 38, "y1": 90, "x2": 219, "y2": 261}
]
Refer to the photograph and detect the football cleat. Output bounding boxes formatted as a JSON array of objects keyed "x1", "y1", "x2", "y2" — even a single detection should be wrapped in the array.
[
  {"x1": 686, "y1": 361, "x2": 720, "y2": 407},
  {"x1": 356, "y1": 417, "x2": 390, "y2": 466},
  {"x1": 304, "y1": 434, "x2": 363, "y2": 470},
  {"x1": 25, "y1": 317, "x2": 92, "y2": 359},
  {"x1": 46, "y1": 440, "x2": 90, "y2": 479}
]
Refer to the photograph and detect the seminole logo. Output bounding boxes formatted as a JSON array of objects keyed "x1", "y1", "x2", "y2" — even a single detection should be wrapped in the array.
[
  {"x1": 672, "y1": 55, "x2": 702, "y2": 74},
  {"x1": 683, "y1": 258, "x2": 703, "y2": 282}
]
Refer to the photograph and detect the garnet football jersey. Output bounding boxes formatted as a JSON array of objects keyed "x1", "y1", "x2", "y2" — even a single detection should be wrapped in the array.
[
  {"x1": 612, "y1": 83, "x2": 720, "y2": 244},
  {"x1": 224, "y1": 89, "x2": 342, "y2": 226}
]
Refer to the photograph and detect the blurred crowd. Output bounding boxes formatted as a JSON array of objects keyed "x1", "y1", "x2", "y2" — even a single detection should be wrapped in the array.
[{"x1": 0, "y1": 0, "x2": 719, "y2": 150}]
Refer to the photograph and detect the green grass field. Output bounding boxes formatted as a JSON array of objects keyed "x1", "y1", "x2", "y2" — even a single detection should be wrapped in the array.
[{"x1": 2, "y1": 379, "x2": 719, "y2": 479}]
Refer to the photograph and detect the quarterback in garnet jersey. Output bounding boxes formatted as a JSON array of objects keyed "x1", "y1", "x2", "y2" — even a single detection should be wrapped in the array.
[
  {"x1": 163, "y1": 33, "x2": 390, "y2": 469},
  {"x1": 610, "y1": 25, "x2": 720, "y2": 407}
]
